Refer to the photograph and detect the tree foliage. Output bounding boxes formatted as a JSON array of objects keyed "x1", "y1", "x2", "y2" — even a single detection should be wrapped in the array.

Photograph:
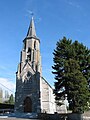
[
  {"x1": 52, "y1": 37, "x2": 90, "y2": 113},
  {"x1": 4, "y1": 94, "x2": 14, "y2": 105},
  {"x1": 8, "y1": 94, "x2": 14, "y2": 104}
]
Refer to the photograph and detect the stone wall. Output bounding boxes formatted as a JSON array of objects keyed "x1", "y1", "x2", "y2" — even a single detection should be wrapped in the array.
[
  {"x1": 39, "y1": 113, "x2": 90, "y2": 120},
  {"x1": 41, "y1": 78, "x2": 56, "y2": 114},
  {"x1": 15, "y1": 72, "x2": 41, "y2": 113},
  {"x1": 38, "y1": 113, "x2": 67, "y2": 120}
]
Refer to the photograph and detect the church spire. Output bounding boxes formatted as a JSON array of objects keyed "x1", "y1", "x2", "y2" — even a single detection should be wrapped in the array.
[{"x1": 27, "y1": 17, "x2": 36, "y2": 37}]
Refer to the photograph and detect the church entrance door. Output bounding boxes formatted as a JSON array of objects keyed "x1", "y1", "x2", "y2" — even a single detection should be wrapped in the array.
[{"x1": 24, "y1": 97, "x2": 32, "y2": 112}]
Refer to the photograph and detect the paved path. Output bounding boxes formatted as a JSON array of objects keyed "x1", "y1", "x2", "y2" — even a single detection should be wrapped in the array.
[{"x1": 0, "y1": 117, "x2": 40, "y2": 120}]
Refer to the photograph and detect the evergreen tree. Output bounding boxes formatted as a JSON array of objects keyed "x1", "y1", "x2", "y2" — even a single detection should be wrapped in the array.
[
  {"x1": 72, "y1": 41, "x2": 90, "y2": 86},
  {"x1": 52, "y1": 37, "x2": 90, "y2": 113},
  {"x1": 8, "y1": 94, "x2": 14, "y2": 104},
  {"x1": 4, "y1": 94, "x2": 14, "y2": 104},
  {"x1": 64, "y1": 59, "x2": 89, "y2": 113}
]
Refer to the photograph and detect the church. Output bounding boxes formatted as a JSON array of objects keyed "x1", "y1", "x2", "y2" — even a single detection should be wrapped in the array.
[{"x1": 15, "y1": 17, "x2": 66, "y2": 114}]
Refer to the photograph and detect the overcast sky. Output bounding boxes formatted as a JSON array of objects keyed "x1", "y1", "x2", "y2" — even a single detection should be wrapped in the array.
[{"x1": 0, "y1": 0, "x2": 90, "y2": 94}]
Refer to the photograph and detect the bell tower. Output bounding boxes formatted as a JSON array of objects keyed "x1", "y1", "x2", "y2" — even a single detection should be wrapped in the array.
[
  {"x1": 15, "y1": 17, "x2": 42, "y2": 113},
  {"x1": 21, "y1": 17, "x2": 41, "y2": 73}
]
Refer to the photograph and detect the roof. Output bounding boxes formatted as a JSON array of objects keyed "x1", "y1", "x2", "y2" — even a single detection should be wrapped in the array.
[{"x1": 27, "y1": 17, "x2": 36, "y2": 37}]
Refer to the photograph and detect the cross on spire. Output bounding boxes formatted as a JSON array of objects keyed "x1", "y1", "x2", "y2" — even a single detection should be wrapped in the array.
[{"x1": 30, "y1": 12, "x2": 34, "y2": 18}]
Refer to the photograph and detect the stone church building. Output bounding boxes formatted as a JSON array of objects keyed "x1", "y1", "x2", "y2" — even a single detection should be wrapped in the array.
[{"x1": 15, "y1": 17, "x2": 66, "y2": 114}]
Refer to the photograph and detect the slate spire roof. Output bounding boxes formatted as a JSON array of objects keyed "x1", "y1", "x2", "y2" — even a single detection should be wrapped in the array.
[{"x1": 27, "y1": 17, "x2": 36, "y2": 37}]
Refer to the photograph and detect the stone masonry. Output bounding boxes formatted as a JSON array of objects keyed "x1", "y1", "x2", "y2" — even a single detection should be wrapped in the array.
[{"x1": 15, "y1": 17, "x2": 67, "y2": 114}]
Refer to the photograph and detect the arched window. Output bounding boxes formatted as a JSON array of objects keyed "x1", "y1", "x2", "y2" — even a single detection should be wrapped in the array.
[
  {"x1": 27, "y1": 48, "x2": 31, "y2": 61},
  {"x1": 33, "y1": 51, "x2": 34, "y2": 61},
  {"x1": 34, "y1": 41, "x2": 36, "y2": 50},
  {"x1": 24, "y1": 41, "x2": 26, "y2": 50},
  {"x1": 36, "y1": 65, "x2": 38, "y2": 72},
  {"x1": 27, "y1": 71, "x2": 31, "y2": 77}
]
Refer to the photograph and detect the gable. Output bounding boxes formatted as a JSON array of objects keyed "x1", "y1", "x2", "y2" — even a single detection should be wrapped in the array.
[{"x1": 20, "y1": 61, "x2": 35, "y2": 81}]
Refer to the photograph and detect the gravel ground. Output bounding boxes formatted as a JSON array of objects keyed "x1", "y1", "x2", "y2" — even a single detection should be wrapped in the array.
[
  {"x1": 0, "y1": 118, "x2": 40, "y2": 120},
  {"x1": 0, "y1": 118, "x2": 28, "y2": 120},
  {"x1": 83, "y1": 111, "x2": 90, "y2": 117},
  {"x1": 0, "y1": 111, "x2": 90, "y2": 120}
]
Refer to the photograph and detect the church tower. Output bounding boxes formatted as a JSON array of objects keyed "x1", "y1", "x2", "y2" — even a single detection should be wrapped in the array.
[
  {"x1": 15, "y1": 17, "x2": 57, "y2": 114},
  {"x1": 15, "y1": 17, "x2": 42, "y2": 113}
]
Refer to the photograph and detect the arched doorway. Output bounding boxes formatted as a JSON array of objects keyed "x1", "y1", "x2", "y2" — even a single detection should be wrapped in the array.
[{"x1": 24, "y1": 97, "x2": 32, "y2": 112}]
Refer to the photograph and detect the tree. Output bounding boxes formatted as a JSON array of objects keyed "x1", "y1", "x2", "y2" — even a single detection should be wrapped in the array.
[
  {"x1": 64, "y1": 59, "x2": 89, "y2": 113},
  {"x1": 4, "y1": 94, "x2": 14, "y2": 105},
  {"x1": 8, "y1": 94, "x2": 14, "y2": 104},
  {"x1": 52, "y1": 37, "x2": 90, "y2": 113},
  {"x1": 72, "y1": 41, "x2": 90, "y2": 86}
]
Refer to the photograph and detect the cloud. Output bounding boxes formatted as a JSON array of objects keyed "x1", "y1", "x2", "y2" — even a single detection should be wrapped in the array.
[
  {"x1": 68, "y1": 1, "x2": 74, "y2": 6},
  {"x1": 0, "y1": 65, "x2": 15, "y2": 80},
  {"x1": 0, "y1": 78, "x2": 15, "y2": 95},
  {"x1": 76, "y1": 29, "x2": 81, "y2": 32},
  {"x1": 0, "y1": 66, "x2": 7, "y2": 71},
  {"x1": 67, "y1": 1, "x2": 81, "y2": 9}
]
